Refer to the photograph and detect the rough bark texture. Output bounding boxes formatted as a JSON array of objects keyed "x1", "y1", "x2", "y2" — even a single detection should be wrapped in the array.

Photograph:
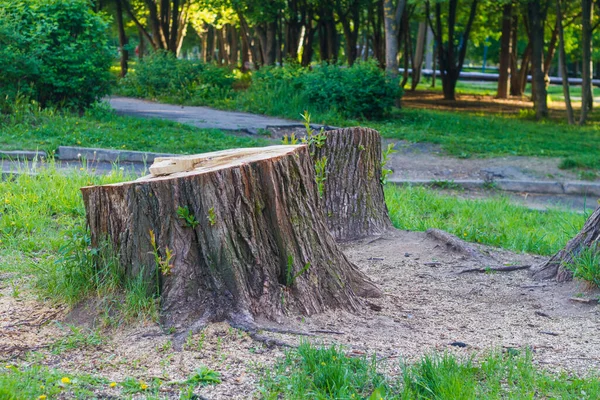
[
  {"x1": 528, "y1": 0, "x2": 548, "y2": 119},
  {"x1": 311, "y1": 128, "x2": 393, "y2": 242},
  {"x1": 532, "y1": 206, "x2": 600, "y2": 282},
  {"x1": 496, "y1": 2, "x2": 512, "y2": 99},
  {"x1": 81, "y1": 146, "x2": 381, "y2": 330}
]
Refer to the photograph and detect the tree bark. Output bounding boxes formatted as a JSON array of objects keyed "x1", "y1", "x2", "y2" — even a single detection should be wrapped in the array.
[
  {"x1": 115, "y1": 0, "x2": 129, "y2": 77},
  {"x1": 383, "y1": 0, "x2": 407, "y2": 75},
  {"x1": 580, "y1": 0, "x2": 593, "y2": 125},
  {"x1": 81, "y1": 146, "x2": 381, "y2": 330},
  {"x1": 532, "y1": 206, "x2": 600, "y2": 282},
  {"x1": 557, "y1": 0, "x2": 575, "y2": 124},
  {"x1": 528, "y1": 0, "x2": 548, "y2": 119},
  {"x1": 311, "y1": 128, "x2": 393, "y2": 242},
  {"x1": 497, "y1": 2, "x2": 512, "y2": 99},
  {"x1": 411, "y1": 22, "x2": 427, "y2": 90}
]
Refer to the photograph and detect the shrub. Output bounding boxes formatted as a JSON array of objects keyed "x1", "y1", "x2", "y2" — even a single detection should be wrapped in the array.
[
  {"x1": 0, "y1": 0, "x2": 113, "y2": 110},
  {"x1": 119, "y1": 51, "x2": 234, "y2": 102}
]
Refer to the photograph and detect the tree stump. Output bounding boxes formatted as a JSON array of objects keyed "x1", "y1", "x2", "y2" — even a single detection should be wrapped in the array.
[
  {"x1": 81, "y1": 145, "x2": 381, "y2": 331},
  {"x1": 311, "y1": 127, "x2": 393, "y2": 241},
  {"x1": 532, "y1": 206, "x2": 600, "y2": 281}
]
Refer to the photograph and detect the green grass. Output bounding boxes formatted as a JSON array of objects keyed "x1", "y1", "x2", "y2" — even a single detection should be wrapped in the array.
[
  {"x1": 0, "y1": 102, "x2": 267, "y2": 154},
  {"x1": 365, "y1": 108, "x2": 600, "y2": 170},
  {"x1": 260, "y1": 343, "x2": 600, "y2": 399},
  {"x1": 0, "y1": 363, "x2": 220, "y2": 399},
  {"x1": 385, "y1": 185, "x2": 587, "y2": 256}
]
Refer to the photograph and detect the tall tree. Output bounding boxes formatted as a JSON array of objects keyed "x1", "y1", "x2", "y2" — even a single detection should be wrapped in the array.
[
  {"x1": 527, "y1": 0, "x2": 548, "y2": 119},
  {"x1": 497, "y1": 1, "x2": 513, "y2": 98},
  {"x1": 115, "y1": 0, "x2": 129, "y2": 77},
  {"x1": 122, "y1": 0, "x2": 191, "y2": 55},
  {"x1": 383, "y1": 0, "x2": 407, "y2": 75},
  {"x1": 556, "y1": 0, "x2": 574, "y2": 124},
  {"x1": 580, "y1": 0, "x2": 593, "y2": 125},
  {"x1": 426, "y1": 0, "x2": 479, "y2": 100}
]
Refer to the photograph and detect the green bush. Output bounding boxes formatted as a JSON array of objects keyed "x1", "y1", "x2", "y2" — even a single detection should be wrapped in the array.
[
  {"x1": 300, "y1": 61, "x2": 401, "y2": 119},
  {"x1": 119, "y1": 51, "x2": 234, "y2": 102},
  {"x1": 0, "y1": 0, "x2": 113, "y2": 110},
  {"x1": 566, "y1": 244, "x2": 600, "y2": 288}
]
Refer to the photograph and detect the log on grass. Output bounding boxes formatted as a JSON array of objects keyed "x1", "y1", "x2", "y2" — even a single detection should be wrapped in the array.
[
  {"x1": 312, "y1": 127, "x2": 393, "y2": 241},
  {"x1": 81, "y1": 145, "x2": 381, "y2": 330}
]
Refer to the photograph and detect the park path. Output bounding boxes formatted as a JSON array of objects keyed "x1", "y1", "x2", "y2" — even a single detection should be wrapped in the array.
[
  {"x1": 106, "y1": 96, "x2": 600, "y2": 213},
  {"x1": 109, "y1": 97, "x2": 304, "y2": 133}
]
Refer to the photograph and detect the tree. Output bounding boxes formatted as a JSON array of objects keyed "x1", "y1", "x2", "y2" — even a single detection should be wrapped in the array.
[
  {"x1": 527, "y1": 0, "x2": 548, "y2": 119},
  {"x1": 82, "y1": 146, "x2": 381, "y2": 331},
  {"x1": 426, "y1": 0, "x2": 480, "y2": 100},
  {"x1": 123, "y1": 0, "x2": 191, "y2": 55},
  {"x1": 579, "y1": 0, "x2": 593, "y2": 125},
  {"x1": 115, "y1": 0, "x2": 129, "y2": 77},
  {"x1": 496, "y1": 1, "x2": 513, "y2": 98},
  {"x1": 556, "y1": 0, "x2": 575, "y2": 124},
  {"x1": 383, "y1": 0, "x2": 408, "y2": 75}
]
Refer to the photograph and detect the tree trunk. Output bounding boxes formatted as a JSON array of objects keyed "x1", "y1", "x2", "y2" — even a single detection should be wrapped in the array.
[
  {"x1": 532, "y1": 206, "x2": 600, "y2": 282},
  {"x1": 383, "y1": 0, "x2": 407, "y2": 75},
  {"x1": 311, "y1": 128, "x2": 393, "y2": 242},
  {"x1": 81, "y1": 146, "x2": 381, "y2": 330},
  {"x1": 528, "y1": 0, "x2": 548, "y2": 119},
  {"x1": 580, "y1": 0, "x2": 593, "y2": 125},
  {"x1": 411, "y1": 22, "x2": 427, "y2": 90},
  {"x1": 497, "y1": 2, "x2": 512, "y2": 99},
  {"x1": 115, "y1": 0, "x2": 129, "y2": 77},
  {"x1": 557, "y1": 0, "x2": 575, "y2": 124}
]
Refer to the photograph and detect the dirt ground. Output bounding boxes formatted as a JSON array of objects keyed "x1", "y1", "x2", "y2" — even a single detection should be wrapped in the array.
[{"x1": 2, "y1": 229, "x2": 599, "y2": 398}]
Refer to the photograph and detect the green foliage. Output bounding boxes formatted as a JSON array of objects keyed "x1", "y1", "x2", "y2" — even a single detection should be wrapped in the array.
[
  {"x1": 118, "y1": 51, "x2": 234, "y2": 103},
  {"x1": 260, "y1": 343, "x2": 389, "y2": 399},
  {"x1": 380, "y1": 143, "x2": 397, "y2": 184},
  {"x1": 565, "y1": 244, "x2": 600, "y2": 288},
  {"x1": 261, "y1": 344, "x2": 600, "y2": 399},
  {"x1": 177, "y1": 206, "x2": 200, "y2": 228},
  {"x1": 0, "y1": 0, "x2": 113, "y2": 110},
  {"x1": 314, "y1": 156, "x2": 328, "y2": 197},
  {"x1": 385, "y1": 185, "x2": 585, "y2": 256},
  {"x1": 299, "y1": 61, "x2": 401, "y2": 119},
  {"x1": 185, "y1": 366, "x2": 222, "y2": 386}
]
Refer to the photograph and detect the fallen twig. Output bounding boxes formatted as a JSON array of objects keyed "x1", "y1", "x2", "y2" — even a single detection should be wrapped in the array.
[
  {"x1": 310, "y1": 329, "x2": 345, "y2": 335},
  {"x1": 539, "y1": 331, "x2": 559, "y2": 336}
]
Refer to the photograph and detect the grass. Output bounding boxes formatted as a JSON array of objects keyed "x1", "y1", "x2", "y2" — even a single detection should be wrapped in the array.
[
  {"x1": 365, "y1": 107, "x2": 600, "y2": 170},
  {"x1": 385, "y1": 185, "x2": 587, "y2": 256},
  {"x1": 0, "y1": 101, "x2": 267, "y2": 155},
  {"x1": 260, "y1": 343, "x2": 600, "y2": 399},
  {"x1": 0, "y1": 363, "x2": 220, "y2": 399}
]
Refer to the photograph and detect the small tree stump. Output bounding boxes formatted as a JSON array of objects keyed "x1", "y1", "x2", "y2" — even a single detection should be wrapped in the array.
[
  {"x1": 532, "y1": 206, "x2": 600, "y2": 282},
  {"x1": 312, "y1": 127, "x2": 393, "y2": 241},
  {"x1": 81, "y1": 145, "x2": 381, "y2": 330}
]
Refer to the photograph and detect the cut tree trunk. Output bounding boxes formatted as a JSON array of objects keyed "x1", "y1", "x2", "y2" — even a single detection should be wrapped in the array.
[
  {"x1": 532, "y1": 206, "x2": 600, "y2": 282},
  {"x1": 81, "y1": 146, "x2": 381, "y2": 331},
  {"x1": 311, "y1": 127, "x2": 393, "y2": 242}
]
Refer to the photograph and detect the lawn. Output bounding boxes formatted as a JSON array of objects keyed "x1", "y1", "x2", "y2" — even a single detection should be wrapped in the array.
[{"x1": 0, "y1": 102, "x2": 266, "y2": 155}]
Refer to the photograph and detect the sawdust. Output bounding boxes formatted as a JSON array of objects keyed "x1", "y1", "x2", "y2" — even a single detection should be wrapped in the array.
[{"x1": 2, "y1": 230, "x2": 599, "y2": 398}]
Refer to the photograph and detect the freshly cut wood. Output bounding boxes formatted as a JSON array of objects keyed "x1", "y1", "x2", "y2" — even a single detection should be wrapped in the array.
[
  {"x1": 532, "y1": 207, "x2": 600, "y2": 282},
  {"x1": 311, "y1": 127, "x2": 393, "y2": 241},
  {"x1": 81, "y1": 145, "x2": 381, "y2": 331}
]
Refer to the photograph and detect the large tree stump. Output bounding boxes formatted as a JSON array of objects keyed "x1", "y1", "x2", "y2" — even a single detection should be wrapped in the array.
[
  {"x1": 81, "y1": 145, "x2": 381, "y2": 330},
  {"x1": 532, "y1": 206, "x2": 600, "y2": 281},
  {"x1": 311, "y1": 127, "x2": 393, "y2": 241}
]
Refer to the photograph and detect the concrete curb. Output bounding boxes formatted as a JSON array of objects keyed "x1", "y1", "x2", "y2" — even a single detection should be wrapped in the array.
[
  {"x1": 0, "y1": 150, "x2": 47, "y2": 160},
  {"x1": 388, "y1": 178, "x2": 600, "y2": 197},
  {"x1": 57, "y1": 146, "x2": 177, "y2": 164}
]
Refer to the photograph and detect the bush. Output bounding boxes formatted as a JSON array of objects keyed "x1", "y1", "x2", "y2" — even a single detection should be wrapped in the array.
[
  {"x1": 238, "y1": 61, "x2": 401, "y2": 120},
  {"x1": 301, "y1": 61, "x2": 401, "y2": 119},
  {"x1": 0, "y1": 0, "x2": 113, "y2": 110},
  {"x1": 119, "y1": 51, "x2": 234, "y2": 102}
]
